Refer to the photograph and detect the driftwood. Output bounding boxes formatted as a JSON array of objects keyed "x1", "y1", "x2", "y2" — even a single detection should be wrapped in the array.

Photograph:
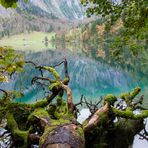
[{"x1": 0, "y1": 59, "x2": 148, "y2": 148}]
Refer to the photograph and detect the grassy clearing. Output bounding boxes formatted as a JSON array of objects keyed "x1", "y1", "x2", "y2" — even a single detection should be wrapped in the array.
[{"x1": 0, "y1": 32, "x2": 56, "y2": 51}]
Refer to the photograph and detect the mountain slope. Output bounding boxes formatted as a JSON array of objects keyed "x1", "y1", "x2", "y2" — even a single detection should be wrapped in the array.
[
  {"x1": 0, "y1": 0, "x2": 85, "y2": 38},
  {"x1": 28, "y1": 0, "x2": 85, "y2": 19}
]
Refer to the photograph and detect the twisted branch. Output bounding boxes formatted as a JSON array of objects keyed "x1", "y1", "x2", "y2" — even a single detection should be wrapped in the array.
[{"x1": 0, "y1": 89, "x2": 9, "y2": 99}]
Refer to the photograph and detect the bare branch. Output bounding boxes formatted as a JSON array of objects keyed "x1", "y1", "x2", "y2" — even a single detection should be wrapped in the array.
[
  {"x1": 75, "y1": 95, "x2": 103, "y2": 114},
  {"x1": 74, "y1": 95, "x2": 84, "y2": 107},
  {"x1": 25, "y1": 61, "x2": 38, "y2": 67},
  {"x1": 46, "y1": 92, "x2": 60, "y2": 104},
  {"x1": 0, "y1": 89, "x2": 9, "y2": 99},
  {"x1": 25, "y1": 61, "x2": 44, "y2": 76},
  {"x1": 31, "y1": 76, "x2": 55, "y2": 85},
  {"x1": 53, "y1": 58, "x2": 69, "y2": 78},
  {"x1": 138, "y1": 133, "x2": 148, "y2": 141}
]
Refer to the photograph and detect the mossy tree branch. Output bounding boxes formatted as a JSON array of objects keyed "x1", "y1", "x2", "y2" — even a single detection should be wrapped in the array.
[
  {"x1": 83, "y1": 103, "x2": 109, "y2": 132},
  {"x1": 112, "y1": 108, "x2": 148, "y2": 120},
  {"x1": 1, "y1": 59, "x2": 148, "y2": 148},
  {"x1": 6, "y1": 113, "x2": 29, "y2": 147}
]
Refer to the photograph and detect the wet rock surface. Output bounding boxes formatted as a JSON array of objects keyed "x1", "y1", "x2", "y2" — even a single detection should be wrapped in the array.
[{"x1": 0, "y1": 128, "x2": 12, "y2": 148}]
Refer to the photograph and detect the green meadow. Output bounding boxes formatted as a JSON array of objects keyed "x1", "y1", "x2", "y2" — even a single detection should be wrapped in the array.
[{"x1": 0, "y1": 32, "x2": 55, "y2": 51}]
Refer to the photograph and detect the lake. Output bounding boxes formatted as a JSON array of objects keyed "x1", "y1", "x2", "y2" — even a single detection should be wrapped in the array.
[{"x1": 2, "y1": 48, "x2": 147, "y2": 105}]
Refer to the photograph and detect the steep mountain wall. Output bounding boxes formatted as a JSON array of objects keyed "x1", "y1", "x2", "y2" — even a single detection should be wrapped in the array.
[
  {"x1": 0, "y1": 0, "x2": 85, "y2": 38},
  {"x1": 28, "y1": 0, "x2": 85, "y2": 19}
]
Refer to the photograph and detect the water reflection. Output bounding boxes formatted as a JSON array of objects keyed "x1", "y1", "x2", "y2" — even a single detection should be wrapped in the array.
[{"x1": 2, "y1": 48, "x2": 147, "y2": 107}]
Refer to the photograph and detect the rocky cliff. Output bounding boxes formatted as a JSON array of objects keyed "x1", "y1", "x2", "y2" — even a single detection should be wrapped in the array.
[{"x1": 0, "y1": 0, "x2": 85, "y2": 38}]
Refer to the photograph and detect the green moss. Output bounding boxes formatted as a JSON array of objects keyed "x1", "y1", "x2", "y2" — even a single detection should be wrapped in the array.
[
  {"x1": 76, "y1": 126, "x2": 84, "y2": 137},
  {"x1": 82, "y1": 119, "x2": 89, "y2": 127},
  {"x1": 28, "y1": 108, "x2": 50, "y2": 122},
  {"x1": 6, "y1": 113, "x2": 29, "y2": 147},
  {"x1": 56, "y1": 102, "x2": 68, "y2": 118},
  {"x1": 75, "y1": 126, "x2": 85, "y2": 141},
  {"x1": 31, "y1": 98, "x2": 48, "y2": 109},
  {"x1": 130, "y1": 87, "x2": 141, "y2": 99},
  {"x1": 43, "y1": 66, "x2": 60, "y2": 80},
  {"x1": 112, "y1": 108, "x2": 133, "y2": 118},
  {"x1": 47, "y1": 104, "x2": 57, "y2": 116},
  {"x1": 56, "y1": 95, "x2": 63, "y2": 106},
  {"x1": 120, "y1": 93, "x2": 130, "y2": 100},
  {"x1": 136, "y1": 110, "x2": 148, "y2": 119},
  {"x1": 49, "y1": 82, "x2": 61, "y2": 91},
  {"x1": 63, "y1": 77, "x2": 70, "y2": 84},
  {"x1": 7, "y1": 113, "x2": 18, "y2": 130},
  {"x1": 13, "y1": 130, "x2": 29, "y2": 147},
  {"x1": 120, "y1": 87, "x2": 141, "y2": 105},
  {"x1": 112, "y1": 107, "x2": 148, "y2": 119},
  {"x1": 54, "y1": 118, "x2": 70, "y2": 125},
  {"x1": 5, "y1": 103, "x2": 31, "y2": 130},
  {"x1": 46, "y1": 97, "x2": 70, "y2": 119},
  {"x1": 0, "y1": 105, "x2": 7, "y2": 121},
  {"x1": 1, "y1": 98, "x2": 49, "y2": 129},
  {"x1": 97, "y1": 112, "x2": 108, "y2": 125},
  {"x1": 105, "y1": 94, "x2": 117, "y2": 105},
  {"x1": 39, "y1": 118, "x2": 70, "y2": 146},
  {"x1": 39, "y1": 125, "x2": 55, "y2": 146}
]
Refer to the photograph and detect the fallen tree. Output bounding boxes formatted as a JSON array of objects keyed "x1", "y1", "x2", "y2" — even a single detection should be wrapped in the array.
[{"x1": 0, "y1": 59, "x2": 148, "y2": 148}]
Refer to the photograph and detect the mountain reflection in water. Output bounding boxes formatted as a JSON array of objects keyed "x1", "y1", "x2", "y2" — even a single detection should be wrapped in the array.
[{"x1": 1, "y1": 48, "x2": 147, "y2": 107}]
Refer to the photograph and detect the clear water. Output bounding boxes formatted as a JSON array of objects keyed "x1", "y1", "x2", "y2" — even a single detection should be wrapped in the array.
[{"x1": 2, "y1": 47, "x2": 148, "y2": 106}]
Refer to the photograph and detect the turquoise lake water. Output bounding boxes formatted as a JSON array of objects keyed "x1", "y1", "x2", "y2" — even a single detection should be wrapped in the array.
[{"x1": 2, "y1": 47, "x2": 146, "y2": 107}]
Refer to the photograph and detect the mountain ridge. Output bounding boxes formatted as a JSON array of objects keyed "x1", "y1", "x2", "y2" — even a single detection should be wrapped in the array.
[{"x1": 0, "y1": 0, "x2": 86, "y2": 38}]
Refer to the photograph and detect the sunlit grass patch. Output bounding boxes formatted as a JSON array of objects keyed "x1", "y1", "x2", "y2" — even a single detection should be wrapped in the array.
[{"x1": 0, "y1": 32, "x2": 56, "y2": 51}]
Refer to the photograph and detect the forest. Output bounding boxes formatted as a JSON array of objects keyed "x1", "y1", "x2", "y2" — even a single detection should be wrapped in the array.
[{"x1": 0, "y1": 0, "x2": 148, "y2": 148}]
